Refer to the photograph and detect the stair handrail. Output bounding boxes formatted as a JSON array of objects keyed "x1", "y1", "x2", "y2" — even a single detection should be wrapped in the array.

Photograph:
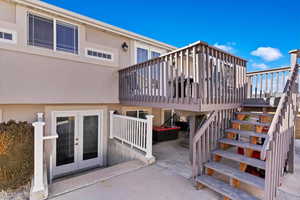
[
  {"x1": 192, "y1": 111, "x2": 216, "y2": 178},
  {"x1": 260, "y1": 60, "x2": 299, "y2": 160}
]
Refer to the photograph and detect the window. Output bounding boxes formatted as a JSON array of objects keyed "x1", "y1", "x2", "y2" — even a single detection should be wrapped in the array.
[
  {"x1": 85, "y1": 48, "x2": 113, "y2": 61},
  {"x1": 0, "y1": 29, "x2": 16, "y2": 43},
  {"x1": 135, "y1": 43, "x2": 163, "y2": 64},
  {"x1": 125, "y1": 110, "x2": 149, "y2": 119},
  {"x1": 137, "y1": 47, "x2": 148, "y2": 63},
  {"x1": 151, "y1": 51, "x2": 160, "y2": 58},
  {"x1": 28, "y1": 13, "x2": 78, "y2": 54},
  {"x1": 56, "y1": 21, "x2": 78, "y2": 54},
  {"x1": 28, "y1": 14, "x2": 53, "y2": 49}
]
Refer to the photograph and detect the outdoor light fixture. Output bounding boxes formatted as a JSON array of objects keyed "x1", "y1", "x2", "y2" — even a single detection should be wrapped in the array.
[{"x1": 122, "y1": 42, "x2": 128, "y2": 52}]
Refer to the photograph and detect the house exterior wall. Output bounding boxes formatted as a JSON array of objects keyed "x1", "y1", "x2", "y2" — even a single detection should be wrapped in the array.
[
  {"x1": 0, "y1": 0, "x2": 175, "y2": 182},
  {"x1": 0, "y1": 0, "x2": 171, "y2": 105},
  {"x1": 0, "y1": 0, "x2": 16, "y2": 23}
]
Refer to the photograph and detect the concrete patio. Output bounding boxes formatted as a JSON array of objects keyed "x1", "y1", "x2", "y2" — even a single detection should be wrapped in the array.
[{"x1": 49, "y1": 140, "x2": 300, "y2": 200}]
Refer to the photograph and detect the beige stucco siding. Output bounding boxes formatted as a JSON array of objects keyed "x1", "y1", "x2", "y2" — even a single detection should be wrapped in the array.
[
  {"x1": 0, "y1": 0, "x2": 16, "y2": 23},
  {"x1": 0, "y1": 49, "x2": 119, "y2": 104},
  {"x1": 0, "y1": 104, "x2": 44, "y2": 122}
]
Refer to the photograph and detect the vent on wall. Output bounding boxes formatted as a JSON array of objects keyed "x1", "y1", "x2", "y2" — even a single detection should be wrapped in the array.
[
  {"x1": 0, "y1": 29, "x2": 16, "y2": 43},
  {"x1": 85, "y1": 48, "x2": 113, "y2": 61}
]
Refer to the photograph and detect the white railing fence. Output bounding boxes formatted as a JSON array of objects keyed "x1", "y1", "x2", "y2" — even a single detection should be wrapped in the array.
[{"x1": 109, "y1": 111, "x2": 154, "y2": 159}]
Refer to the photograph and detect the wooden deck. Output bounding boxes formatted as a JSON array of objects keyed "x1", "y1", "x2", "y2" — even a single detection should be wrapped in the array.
[{"x1": 119, "y1": 41, "x2": 247, "y2": 112}]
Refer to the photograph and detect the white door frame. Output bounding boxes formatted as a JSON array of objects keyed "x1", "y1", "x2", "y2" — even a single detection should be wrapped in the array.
[{"x1": 51, "y1": 110, "x2": 104, "y2": 177}]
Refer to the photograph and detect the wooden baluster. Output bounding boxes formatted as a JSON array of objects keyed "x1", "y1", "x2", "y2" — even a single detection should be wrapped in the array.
[
  {"x1": 260, "y1": 73, "x2": 263, "y2": 98},
  {"x1": 276, "y1": 72, "x2": 279, "y2": 96},
  {"x1": 270, "y1": 72, "x2": 274, "y2": 97},
  {"x1": 170, "y1": 55, "x2": 174, "y2": 103},
  {"x1": 180, "y1": 51, "x2": 184, "y2": 104},
  {"x1": 186, "y1": 48, "x2": 191, "y2": 103},
  {"x1": 265, "y1": 73, "x2": 268, "y2": 98}
]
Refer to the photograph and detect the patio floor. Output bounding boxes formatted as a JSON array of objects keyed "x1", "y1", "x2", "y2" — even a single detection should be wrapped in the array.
[{"x1": 49, "y1": 139, "x2": 300, "y2": 200}]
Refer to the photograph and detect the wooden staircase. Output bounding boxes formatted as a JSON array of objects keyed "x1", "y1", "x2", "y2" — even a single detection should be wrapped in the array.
[{"x1": 194, "y1": 107, "x2": 275, "y2": 200}]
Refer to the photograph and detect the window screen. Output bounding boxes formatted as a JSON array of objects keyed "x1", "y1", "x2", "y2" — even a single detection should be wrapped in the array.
[
  {"x1": 28, "y1": 14, "x2": 54, "y2": 49},
  {"x1": 151, "y1": 51, "x2": 160, "y2": 58},
  {"x1": 137, "y1": 47, "x2": 148, "y2": 63},
  {"x1": 56, "y1": 21, "x2": 78, "y2": 54}
]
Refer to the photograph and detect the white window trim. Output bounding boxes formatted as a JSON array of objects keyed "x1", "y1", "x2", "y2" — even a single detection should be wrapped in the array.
[
  {"x1": 85, "y1": 48, "x2": 114, "y2": 62},
  {"x1": 0, "y1": 28, "x2": 17, "y2": 44},
  {"x1": 134, "y1": 41, "x2": 164, "y2": 64},
  {"x1": 27, "y1": 11, "x2": 80, "y2": 55}
]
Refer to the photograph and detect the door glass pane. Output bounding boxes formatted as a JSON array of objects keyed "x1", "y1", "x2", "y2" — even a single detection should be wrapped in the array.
[
  {"x1": 138, "y1": 110, "x2": 148, "y2": 119},
  {"x1": 83, "y1": 115, "x2": 99, "y2": 160},
  {"x1": 56, "y1": 117, "x2": 75, "y2": 166},
  {"x1": 126, "y1": 111, "x2": 138, "y2": 118}
]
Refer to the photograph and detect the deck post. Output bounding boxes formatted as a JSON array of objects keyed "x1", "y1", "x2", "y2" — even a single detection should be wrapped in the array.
[
  {"x1": 189, "y1": 115, "x2": 196, "y2": 163},
  {"x1": 145, "y1": 115, "x2": 154, "y2": 159},
  {"x1": 109, "y1": 110, "x2": 115, "y2": 139},
  {"x1": 32, "y1": 113, "x2": 45, "y2": 193}
]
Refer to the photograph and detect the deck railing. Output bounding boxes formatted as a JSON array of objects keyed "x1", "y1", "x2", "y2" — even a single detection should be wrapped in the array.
[
  {"x1": 119, "y1": 41, "x2": 247, "y2": 111},
  {"x1": 192, "y1": 109, "x2": 236, "y2": 178},
  {"x1": 246, "y1": 67, "x2": 291, "y2": 99},
  {"x1": 109, "y1": 111, "x2": 154, "y2": 159},
  {"x1": 262, "y1": 50, "x2": 299, "y2": 200}
]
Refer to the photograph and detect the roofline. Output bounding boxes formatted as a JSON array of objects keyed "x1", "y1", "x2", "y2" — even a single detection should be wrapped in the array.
[{"x1": 11, "y1": 0, "x2": 177, "y2": 51}]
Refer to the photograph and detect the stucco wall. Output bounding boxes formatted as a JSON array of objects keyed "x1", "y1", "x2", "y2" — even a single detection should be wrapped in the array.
[
  {"x1": 0, "y1": 104, "x2": 44, "y2": 122},
  {"x1": 0, "y1": 49, "x2": 120, "y2": 104},
  {"x1": 0, "y1": 0, "x2": 16, "y2": 23}
]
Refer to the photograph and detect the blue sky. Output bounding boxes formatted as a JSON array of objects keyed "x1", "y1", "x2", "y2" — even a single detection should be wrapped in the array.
[{"x1": 43, "y1": 0, "x2": 299, "y2": 71}]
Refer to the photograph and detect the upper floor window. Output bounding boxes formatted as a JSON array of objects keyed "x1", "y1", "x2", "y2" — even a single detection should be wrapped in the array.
[
  {"x1": 0, "y1": 28, "x2": 17, "y2": 44},
  {"x1": 135, "y1": 44, "x2": 162, "y2": 64},
  {"x1": 137, "y1": 47, "x2": 148, "y2": 63},
  {"x1": 28, "y1": 13, "x2": 78, "y2": 54},
  {"x1": 56, "y1": 21, "x2": 78, "y2": 54}
]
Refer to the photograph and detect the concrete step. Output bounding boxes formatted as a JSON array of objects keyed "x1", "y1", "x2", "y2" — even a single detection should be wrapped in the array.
[
  {"x1": 232, "y1": 120, "x2": 271, "y2": 127},
  {"x1": 196, "y1": 175, "x2": 259, "y2": 200},
  {"x1": 205, "y1": 162, "x2": 265, "y2": 189},
  {"x1": 235, "y1": 112, "x2": 274, "y2": 118},
  {"x1": 225, "y1": 128, "x2": 267, "y2": 138},
  {"x1": 212, "y1": 150, "x2": 266, "y2": 170},
  {"x1": 219, "y1": 138, "x2": 263, "y2": 152}
]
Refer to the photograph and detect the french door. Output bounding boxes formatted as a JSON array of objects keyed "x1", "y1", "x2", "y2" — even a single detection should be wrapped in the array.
[{"x1": 52, "y1": 110, "x2": 103, "y2": 177}]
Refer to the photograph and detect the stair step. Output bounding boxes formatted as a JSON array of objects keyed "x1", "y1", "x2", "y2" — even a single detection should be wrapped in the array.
[
  {"x1": 212, "y1": 150, "x2": 266, "y2": 170},
  {"x1": 219, "y1": 138, "x2": 263, "y2": 152},
  {"x1": 196, "y1": 175, "x2": 259, "y2": 200},
  {"x1": 225, "y1": 129, "x2": 267, "y2": 138},
  {"x1": 205, "y1": 162, "x2": 265, "y2": 189},
  {"x1": 232, "y1": 120, "x2": 271, "y2": 127},
  {"x1": 236, "y1": 112, "x2": 274, "y2": 118},
  {"x1": 242, "y1": 104, "x2": 275, "y2": 108}
]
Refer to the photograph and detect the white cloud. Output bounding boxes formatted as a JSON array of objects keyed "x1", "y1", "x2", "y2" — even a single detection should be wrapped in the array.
[
  {"x1": 252, "y1": 63, "x2": 268, "y2": 70},
  {"x1": 251, "y1": 47, "x2": 282, "y2": 61},
  {"x1": 214, "y1": 42, "x2": 235, "y2": 53}
]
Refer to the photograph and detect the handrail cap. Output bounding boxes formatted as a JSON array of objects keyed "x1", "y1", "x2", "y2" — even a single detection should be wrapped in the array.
[{"x1": 289, "y1": 49, "x2": 300, "y2": 56}]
